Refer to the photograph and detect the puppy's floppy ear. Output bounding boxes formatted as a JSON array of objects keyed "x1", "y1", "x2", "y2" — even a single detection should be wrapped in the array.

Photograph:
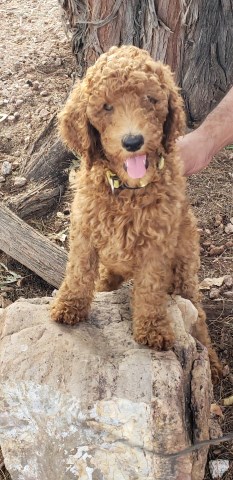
[
  {"x1": 162, "y1": 87, "x2": 185, "y2": 154},
  {"x1": 58, "y1": 80, "x2": 101, "y2": 169}
]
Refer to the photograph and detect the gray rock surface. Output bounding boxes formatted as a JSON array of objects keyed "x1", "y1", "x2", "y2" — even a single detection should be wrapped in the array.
[{"x1": 0, "y1": 287, "x2": 212, "y2": 480}]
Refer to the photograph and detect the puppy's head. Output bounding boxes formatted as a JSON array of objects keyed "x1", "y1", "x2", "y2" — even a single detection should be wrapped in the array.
[{"x1": 59, "y1": 46, "x2": 185, "y2": 185}]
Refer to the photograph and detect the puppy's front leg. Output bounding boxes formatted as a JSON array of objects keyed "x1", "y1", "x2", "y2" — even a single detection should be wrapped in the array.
[
  {"x1": 51, "y1": 235, "x2": 98, "y2": 325},
  {"x1": 133, "y1": 259, "x2": 174, "y2": 350}
]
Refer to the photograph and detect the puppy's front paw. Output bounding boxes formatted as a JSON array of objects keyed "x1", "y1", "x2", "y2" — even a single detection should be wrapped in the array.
[
  {"x1": 147, "y1": 328, "x2": 175, "y2": 350},
  {"x1": 50, "y1": 299, "x2": 88, "y2": 325},
  {"x1": 134, "y1": 326, "x2": 175, "y2": 351}
]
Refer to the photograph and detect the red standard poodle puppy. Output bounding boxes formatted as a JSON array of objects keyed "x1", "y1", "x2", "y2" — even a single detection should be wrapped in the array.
[{"x1": 51, "y1": 45, "x2": 221, "y2": 381}]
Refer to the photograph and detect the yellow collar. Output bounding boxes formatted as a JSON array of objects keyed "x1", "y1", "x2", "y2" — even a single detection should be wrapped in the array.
[{"x1": 106, "y1": 154, "x2": 165, "y2": 194}]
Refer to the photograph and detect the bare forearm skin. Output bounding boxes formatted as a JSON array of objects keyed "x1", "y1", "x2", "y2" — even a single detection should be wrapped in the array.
[
  {"x1": 178, "y1": 86, "x2": 233, "y2": 175},
  {"x1": 201, "y1": 86, "x2": 233, "y2": 155}
]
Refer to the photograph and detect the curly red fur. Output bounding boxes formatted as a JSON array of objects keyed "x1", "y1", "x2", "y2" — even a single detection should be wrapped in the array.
[{"x1": 51, "y1": 46, "x2": 221, "y2": 382}]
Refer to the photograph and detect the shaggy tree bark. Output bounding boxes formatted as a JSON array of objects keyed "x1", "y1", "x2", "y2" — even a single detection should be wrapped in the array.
[
  {"x1": 182, "y1": 0, "x2": 233, "y2": 123},
  {"x1": 59, "y1": 0, "x2": 233, "y2": 123},
  {"x1": 59, "y1": 0, "x2": 184, "y2": 79},
  {"x1": 5, "y1": 117, "x2": 75, "y2": 219}
]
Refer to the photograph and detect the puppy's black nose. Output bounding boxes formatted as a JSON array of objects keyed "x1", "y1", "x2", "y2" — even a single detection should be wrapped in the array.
[{"x1": 122, "y1": 134, "x2": 144, "y2": 152}]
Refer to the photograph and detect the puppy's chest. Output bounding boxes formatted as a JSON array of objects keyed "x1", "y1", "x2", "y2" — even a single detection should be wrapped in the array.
[{"x1": 87, "y1": 197, "x2": 178, "y2": 260}]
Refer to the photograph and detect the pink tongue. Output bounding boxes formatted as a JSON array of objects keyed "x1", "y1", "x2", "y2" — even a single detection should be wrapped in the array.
[{"x1": 124, "y1": 155, "x2": 147, "y2": 179}]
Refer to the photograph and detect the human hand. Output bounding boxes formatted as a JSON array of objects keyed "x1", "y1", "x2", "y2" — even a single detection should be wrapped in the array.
[{"x1": 177, "y1": 129, "x2": 215, "y2": 176}]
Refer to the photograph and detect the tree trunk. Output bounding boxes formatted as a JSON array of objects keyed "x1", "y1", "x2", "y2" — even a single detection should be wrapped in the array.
[
  {"x1": 6, "y1": 139, "x2": 74, "y2": 219},
  {"x1": 5, "y1": 115, "x2": 75, "y2": 219},
  {"x1": 59, "y1": 0, "x2": 233, "y2": 123},
  {"x1": 180, "y1": 0, "x2": 233, "y2": 123},
  {"x1": 59, "y1": 0, "x2": 184, "y2": 79}
]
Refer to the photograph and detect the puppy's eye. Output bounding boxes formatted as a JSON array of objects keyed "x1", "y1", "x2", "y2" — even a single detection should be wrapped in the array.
[
  {"x1": 147, "y1": 96, "x2": 157, "y2": 105},
  {"x1": 103, "y1": 103, "x2": 113, "y2": 111}
]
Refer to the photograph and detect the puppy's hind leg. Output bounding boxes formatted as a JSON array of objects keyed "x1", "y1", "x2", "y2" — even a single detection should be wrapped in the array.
[
  {"x1": 95, "y1": 264, "x2": 124, "y2": 292},
  {"x1": 173, "y1": 211, "x2": 222, "y2": 382},
  {"x1": 193, "y1": 306, "x2": 222, "y2": 383}
]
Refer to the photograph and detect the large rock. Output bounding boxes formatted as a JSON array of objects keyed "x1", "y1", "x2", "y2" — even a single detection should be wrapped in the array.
[{"x1": 0, "y1": 286, "x2": 213, "y2": 480}]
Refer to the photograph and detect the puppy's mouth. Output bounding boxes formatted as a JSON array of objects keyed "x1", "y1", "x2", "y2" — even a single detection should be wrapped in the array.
[{"x1": 123, "y1": 154, "x2": 149, "y2": 179}]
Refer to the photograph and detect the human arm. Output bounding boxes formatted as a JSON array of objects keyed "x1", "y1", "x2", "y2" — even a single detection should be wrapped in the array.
[{"x1": 177, "y1": 86, "x2": 233, "y2": 175}]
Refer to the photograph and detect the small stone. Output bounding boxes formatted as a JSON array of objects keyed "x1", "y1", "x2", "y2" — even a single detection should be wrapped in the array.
[
  {"x1": 12, "y1": 161, "x2": 20, "y2": 171},
  {"x1": 223, "y1": 275, "x2": 233, "y2": 288},
  {"x1": 40, "y1": 90, "x2": 48, "y2": 97},
  {"x1": 33, "y1": 81, "x2": 40, "y2": 90},
  {"x1": 212, "y1": 448, "x2": 222, "y2": 455},
  {"x1": 1, "y1": 161, "x2": 12, "y2": 176},
  {"x1": 14, "y1": 112, "x2": 20, "y2": 120},
  {"x1": 230, "y1": 217, "x2": 233, "y2": 224},
  {"x1": 54, "y1": 58, "x2": 62, "y2": 67},
  {"x1": 202, "y1": 241, "x2": 211, "y2": 247},
  {"x1": 209, "y1": 459, "x2": 229, "y2": 479},
  {"x1": 14, "y1": 62, "x2": 21, "y2": 71},
  {"x1": 225, "y1": 223, "x2": 233, "y2": 234},
  {"x1": 25, "y1": 91, "x2": 33, "y2": 98},
  {"x1": 228, "y1": 373, "x2": 233, "y2": 384},
  {"x1": 209, "y1": 245, "x2": 224, "y2": 256},
  {"x1": 3, "y1": 99, "x2": 9, "y2": 105},
  {"x1": 14, "y1": 177, "x2": 27, "y2": 187},
  {"x1": 16, "y1": 99, "x2": 24, "y2": 106},
  {"x1": 0, "y1": 176, "x2": 6, "y2": 183},
  {"x1": 39, "y1": 108, "x2": 50, "y2": 118},
  {"x1": 7, "y1": 115, "x2": 15, "y2": 123},
  {"x1": 214, "y1": 214, "x2": 222, "y2": 227},
  {"x1": 209, "y1": 288, "x2": 220, "y2": 299},
  {"x1": 0, "y1": 113, "x2": 8, "y2": 123},
  {"x1": 225, "y1": 240, "x2": 233, "y2": 248},
  {"x1": 222, "y1": 364, "x2": 230, "y2": 377},
  {"x1": 205, "y1": 228, "x2": 211, "y2": 235},
  {"x1": 223, "y1": 291, "x2": 233, "y2": 298}
]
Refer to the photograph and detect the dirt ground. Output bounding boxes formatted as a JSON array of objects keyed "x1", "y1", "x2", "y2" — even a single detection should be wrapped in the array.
[{"x1": 0, "y1": 0, "x2": 232, "y2": 479}]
